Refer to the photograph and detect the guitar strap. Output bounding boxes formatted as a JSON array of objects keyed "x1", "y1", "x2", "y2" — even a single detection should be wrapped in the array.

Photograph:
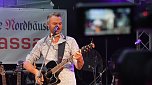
[{"x1": 57, "y1": 37, "x2": 66, "y2": 64}]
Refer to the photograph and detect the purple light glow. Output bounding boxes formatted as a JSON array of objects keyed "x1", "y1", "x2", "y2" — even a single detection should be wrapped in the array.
[
  {"x1": 0, "y1": 0, "x2": 4, "y2": 7},
  {"x1": 110, "y1": 0, "x2": 127, "y2": 2},
  {"x1": 96, "y1": 0, "x2": 128, "y2": 2},
  {"x1": 135, "y1": 39, "x2": 141, "y2": 45},
  {"x1": 80, "y1": 0, "x2": 129, "y2": 3}
]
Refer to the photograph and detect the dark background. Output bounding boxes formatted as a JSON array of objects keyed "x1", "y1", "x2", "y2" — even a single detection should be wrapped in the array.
[
  {"x1": 45, "y1": 0, "x2": 137, "y2": 85},
  {"x1": 50, "y1": 0, "x2": 152, "y2": 85}
]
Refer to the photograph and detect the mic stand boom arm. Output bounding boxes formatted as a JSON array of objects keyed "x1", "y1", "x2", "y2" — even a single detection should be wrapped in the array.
[{"x1": 35, "y1": 34, "x2": 54, "y2": 85}]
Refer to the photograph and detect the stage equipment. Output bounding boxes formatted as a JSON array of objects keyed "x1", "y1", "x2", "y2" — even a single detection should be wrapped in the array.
[
  {"x1": 136, "y1": 29, "x2": 152, "y2": 51},
  {"x1": 35, "y1": 25, "x2": 62, "y2": 85},
  {"x1": 76, "y1": 2, "x2": 134, "y2": 37},
  {"x1": 15, "y1": 60, "x2": 24, "y2": 85},
  {"x1": 82, "y1": 49, "x2": 104, "y2": 85}
]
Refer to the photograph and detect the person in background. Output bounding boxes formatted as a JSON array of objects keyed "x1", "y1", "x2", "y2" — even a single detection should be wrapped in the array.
[{"x1": 92, "y1": 19, "x2": 103, "y2": 33}]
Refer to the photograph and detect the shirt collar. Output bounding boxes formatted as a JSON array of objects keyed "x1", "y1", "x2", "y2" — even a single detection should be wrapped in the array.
[{"x1": 47, "y1": 33, "x2": 66, "y2": 45}]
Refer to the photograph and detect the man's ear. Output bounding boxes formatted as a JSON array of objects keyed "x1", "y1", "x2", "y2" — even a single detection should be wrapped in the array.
[
  {"x1": 46, "y1": 19, "x2": 50, "y2": 26},
  {"x1": 45, "y1": 22, "x2": 49, "y2": 28}
]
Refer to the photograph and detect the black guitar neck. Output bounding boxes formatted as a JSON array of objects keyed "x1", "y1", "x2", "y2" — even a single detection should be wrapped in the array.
[{"x1": 0, "y1": 64, "x2": 7, "y2": 85}]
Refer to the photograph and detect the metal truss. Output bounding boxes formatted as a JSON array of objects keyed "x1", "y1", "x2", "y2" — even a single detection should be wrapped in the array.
[{"x1": 136, "y1": 28, "x2": 152, "y2": 51}]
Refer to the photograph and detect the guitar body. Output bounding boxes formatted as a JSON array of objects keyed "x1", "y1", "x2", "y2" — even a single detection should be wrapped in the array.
[
  {"x1": 43, "y1": 42, "x2": 95, "y2": 85},
  {"x1": 44, "y1": 61, "x2": 61, "y2": 85}
]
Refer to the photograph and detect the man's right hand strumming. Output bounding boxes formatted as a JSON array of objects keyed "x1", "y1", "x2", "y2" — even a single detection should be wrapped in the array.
[
  {"x1": 35, "y1": 70, "x2": 44, "y2": 85},
  {"x1": 23, "y1": 61, "x2": 44, "y2": 85}
]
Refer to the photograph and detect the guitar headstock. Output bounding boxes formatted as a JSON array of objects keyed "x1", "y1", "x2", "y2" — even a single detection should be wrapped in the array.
[
  {"x1": 80, "y1": 42, "x2": 95, "y2": 53},
  {"x1": 15, "y1": 60, "x2": 24, "y2": 72}
]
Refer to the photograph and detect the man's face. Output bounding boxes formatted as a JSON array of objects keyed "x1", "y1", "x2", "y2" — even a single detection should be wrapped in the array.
[{"x1": 48, "y1": 16, "x2": 62, "y2": 35}]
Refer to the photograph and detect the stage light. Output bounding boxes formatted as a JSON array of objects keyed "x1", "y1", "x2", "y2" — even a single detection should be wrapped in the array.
[{"x1": 142, "y1": 10, "x2": 149, "y2": 17}]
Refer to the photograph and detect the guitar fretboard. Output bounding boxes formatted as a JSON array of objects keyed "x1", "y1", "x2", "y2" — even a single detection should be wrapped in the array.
[{"x1": 17, "y1": 72, "x2": 21, "y2": 85}]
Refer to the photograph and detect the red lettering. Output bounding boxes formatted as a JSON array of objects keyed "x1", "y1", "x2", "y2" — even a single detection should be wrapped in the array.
[
  {"x1": 10, "y1": 38, "x2": 19, "y2": 49},
  {"x1": 0, "y1": 37, "x2": 40, "y2": 49},
  {"x1": 22, "y1": 38, "x2": 30, "y2": 49},
  {"x1": 5, "y1": 19, "x2": 11, "y2": 30},
  {"x1": 0, "y1": 38, "x2": 7, "y2": 49},
  {"x1": 33, "y1": 38, "x2": 40, "y2": 47}
]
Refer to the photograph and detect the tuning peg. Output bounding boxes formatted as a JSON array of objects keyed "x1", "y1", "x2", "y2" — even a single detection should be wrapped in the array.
[
  {"x1": 90, "y1": 42, "x2": 95, "y2": 49},
  {"x1": 0, "y1": 61, "x2": 2, "y2": 65},
  {"x1": 17, "y1": 60, "x2": 24, "y2": 65}
]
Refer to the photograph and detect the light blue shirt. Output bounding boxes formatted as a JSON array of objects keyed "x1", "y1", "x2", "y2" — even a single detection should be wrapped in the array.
[{"x1": 26, "y1": 34, "x2": 79, "y2": 85}]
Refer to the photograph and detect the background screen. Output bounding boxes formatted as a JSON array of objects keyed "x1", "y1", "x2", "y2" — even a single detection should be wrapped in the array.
[{"x1": 76, "y1": 3, "x2": 134, "y2": 36}]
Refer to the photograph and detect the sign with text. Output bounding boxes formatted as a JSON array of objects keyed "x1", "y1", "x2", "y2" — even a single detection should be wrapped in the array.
[{"x1": 0, "y1": 8, "x2": 67, "y2": 64}]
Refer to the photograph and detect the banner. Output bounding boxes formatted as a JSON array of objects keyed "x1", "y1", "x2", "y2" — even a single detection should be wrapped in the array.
[{"x1": 0, "y1": 8, "x2": 67, "y2": 64}]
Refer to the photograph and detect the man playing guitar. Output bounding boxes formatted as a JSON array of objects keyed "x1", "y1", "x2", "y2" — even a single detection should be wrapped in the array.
[{"x1": 23, "y1": 12, "x2": 84, "y2": 85}]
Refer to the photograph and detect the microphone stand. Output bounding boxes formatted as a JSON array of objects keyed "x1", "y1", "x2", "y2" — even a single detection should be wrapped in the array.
[
  {"x1": 93, "y1": 55, "x2": 97, "y2": 85},
  {"x1": 89, "y1": 68, "x2": 106, "y2": 85},
  {"x1": 35, "y1": 34, "x2": 55, "y2": 85}
]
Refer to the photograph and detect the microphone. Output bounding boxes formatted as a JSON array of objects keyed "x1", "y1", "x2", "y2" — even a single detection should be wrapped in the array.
[{"x1": 52, "y1": 25, "x2": 59, "y2": 36}]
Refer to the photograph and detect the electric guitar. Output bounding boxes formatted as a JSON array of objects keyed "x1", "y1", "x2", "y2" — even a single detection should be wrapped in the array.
[
  {"x1": 15, "y1": 61, "x2": 23, "y2": 85},
  {"x1": 0, "y1": 63, "x2": 7, "y2": 85},
  {"x1": 43, "y1": 42, "x2": 95, "y2": 85}
]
